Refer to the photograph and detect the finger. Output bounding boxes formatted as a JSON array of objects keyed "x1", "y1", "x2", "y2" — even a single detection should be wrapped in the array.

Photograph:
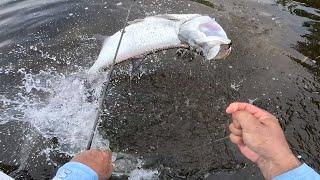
[
  {"x1": 89, "y1": 149, "x2": 101, "y2": 155},
  {"x1": 226, "y1": 102, "x2": 274, "y2": 120},
  {"x1": 232, "y1": 116, "x2": 241, "y2": 129},
  {"x1": 229, "y1": 134, "x2": 243, "y2": 145},
  {"x1": 101, "y1": 149, "x2": 112, "y2": 157},
  {"x1": 238, "y1": 144, "x2": 260, "y2": 163},
  {"x1": 229, "y1": 123, "x2": 242, "y2": 136},
  {"x1": 105, "y1": 162, "x2": 114, "y2": 179},
  {"x1": 100, "y1": 150, "x2": 112, "y2": 162},
  {"x1": 233, "y1": 111, "x2": 263, "y2": 132},
  {"x1": 71, "y1": 150, "x2": 89, "y2": 161},
  {"x1": 99, "y1": 150, "x2": 114, "y2": 179}
]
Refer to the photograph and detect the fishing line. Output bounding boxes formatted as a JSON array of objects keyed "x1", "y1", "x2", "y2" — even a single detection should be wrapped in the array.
[{"x1": 86, "y1": 0, "x2": 136, "y2": 150}]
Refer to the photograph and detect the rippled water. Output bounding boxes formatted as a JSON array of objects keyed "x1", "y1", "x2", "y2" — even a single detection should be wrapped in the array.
[
  {"x1": 0, "y1": 0, "x2": 319, "y2": 179},
  {"x1": 274, "y1": 0, "x2": 320, "y2": 173},
  {"x1": 275, "y1": 0, "x2": 320, "y2": 74}
]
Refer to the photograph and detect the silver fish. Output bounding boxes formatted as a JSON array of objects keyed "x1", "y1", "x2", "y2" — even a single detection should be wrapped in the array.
[{"x1": 88, "y1": 14, "x2": 231, "y2": 74}]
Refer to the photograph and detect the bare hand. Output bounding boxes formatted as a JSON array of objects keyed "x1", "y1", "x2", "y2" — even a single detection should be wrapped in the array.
[
  {"x1": 226, "y1": 102, "x2": 301, "y2": 179},
  {"x1": 71, "y1": 149, "x2": 114, "y2": 180}
]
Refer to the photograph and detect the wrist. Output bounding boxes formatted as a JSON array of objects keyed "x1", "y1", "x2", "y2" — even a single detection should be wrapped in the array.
[
  {"x1": 257, "y1": 154, "x2": 301, "y2": 179},
  {"x1": 55, "y1": 162, "x2": 99, "y2": 180},
  {"x1": 272, "y1": 154, "x2": 301, "y2": 177}
]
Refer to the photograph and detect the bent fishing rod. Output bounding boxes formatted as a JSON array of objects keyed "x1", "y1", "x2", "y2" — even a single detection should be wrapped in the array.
[{"x1": 86, "y1": 1, "x2": 136, "y2": 150}]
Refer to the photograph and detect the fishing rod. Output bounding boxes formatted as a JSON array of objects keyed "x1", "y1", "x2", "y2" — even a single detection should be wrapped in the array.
[{"x1": 86, "y1": 0, "x2": 136, "y2": 150}]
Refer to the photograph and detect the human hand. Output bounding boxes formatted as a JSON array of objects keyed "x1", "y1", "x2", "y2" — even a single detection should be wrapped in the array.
[
  {"x1": 71, "y1": 149, "x2": 114, "y2": 180},
  {"x1": 226, "y1": 102, "x2": 301, "y2": 179}
]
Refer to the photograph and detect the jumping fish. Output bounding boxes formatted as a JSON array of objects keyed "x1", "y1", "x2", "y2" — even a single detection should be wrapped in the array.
[{"x1": 88, "y1": 14, "x2": 232, "y2": 74}]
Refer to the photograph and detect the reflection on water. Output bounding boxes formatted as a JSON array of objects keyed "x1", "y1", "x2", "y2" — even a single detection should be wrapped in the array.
[
  {"x1": 275, "y1": 0, "x2": 320, "y2": 74},
  {"x1": 0, "y1": 0, "x2": 78, "y2": 47}
]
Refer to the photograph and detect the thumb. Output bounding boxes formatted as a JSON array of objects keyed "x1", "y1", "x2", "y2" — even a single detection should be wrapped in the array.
[{"x1": 232, "y1": 111, "x2": 263, "y2": 132}]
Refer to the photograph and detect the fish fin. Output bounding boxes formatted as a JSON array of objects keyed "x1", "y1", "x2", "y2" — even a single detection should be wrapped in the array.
[
  {"x1": 155, "y1": 14, "x2": 181, "y2": 21},
  {"x1": 93, "y1": 34, "x2": 110, "y2": 42},
  {"x1": 127, "y1": 18, "x2": 144, "y2": 25},
  {"x1": 155, "y1": 14, "x2": 201, "y2": 21}
]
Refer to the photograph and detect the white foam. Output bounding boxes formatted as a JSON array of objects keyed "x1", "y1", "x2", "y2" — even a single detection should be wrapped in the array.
[{"x1": 128, "y1": 169, "x2": 159, "y2": 180}]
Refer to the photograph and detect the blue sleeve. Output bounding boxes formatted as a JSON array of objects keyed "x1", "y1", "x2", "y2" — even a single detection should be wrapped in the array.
[
  {"x1": 53, "y1": 162, "x2": 98, "y2": 180},
  {"x1": 273, "y1": 163, "x2": 320, "y2": 180}
]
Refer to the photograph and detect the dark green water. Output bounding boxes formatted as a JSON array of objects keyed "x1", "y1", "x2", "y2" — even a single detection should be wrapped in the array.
[{"x1": 0, "y1": 0, "x2": 319, "y2": 179}]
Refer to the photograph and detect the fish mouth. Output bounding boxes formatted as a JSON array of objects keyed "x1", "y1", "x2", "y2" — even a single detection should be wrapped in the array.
[
  {"x1": 222, "y1": 42, "x2": 232, "y2": 51},
  {"x1": 203, "y1": 42, "x2": 232, "y2": 60},
  {"x1": 215, "y1": 42, "x2": 232, "y2": 60}
]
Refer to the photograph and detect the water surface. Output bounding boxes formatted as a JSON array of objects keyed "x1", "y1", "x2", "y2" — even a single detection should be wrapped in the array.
[
  {"x1": 0, "y1": 0, "x2": 319, "y2": 179},
  {"x1": 276, "y1": 0, "x2": 320, "y2": 74}
]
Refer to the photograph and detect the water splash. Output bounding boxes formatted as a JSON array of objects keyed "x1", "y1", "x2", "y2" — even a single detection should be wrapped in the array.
[
  {"x1": 128, "y1": 169, "x2": 159, "y2": 180},
  {"x1": 0, "y1": 69, "x2": 109, "y2": 154}
]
